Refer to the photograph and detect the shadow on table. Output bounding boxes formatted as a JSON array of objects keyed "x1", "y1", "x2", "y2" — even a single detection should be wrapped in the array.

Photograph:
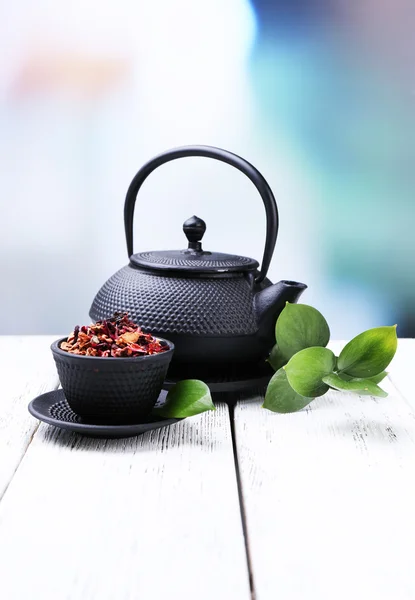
[
  {"x1": 38, "y1": 415, "x2": 219, "y2": 454},
  {"x1": 331, "y1": 418, "x2": 412, "y2": 445}
]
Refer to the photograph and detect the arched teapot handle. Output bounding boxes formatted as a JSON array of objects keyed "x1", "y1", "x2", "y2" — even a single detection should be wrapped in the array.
[{"x1": 124, "y1": 145, "x2": 279, "y2": 284}]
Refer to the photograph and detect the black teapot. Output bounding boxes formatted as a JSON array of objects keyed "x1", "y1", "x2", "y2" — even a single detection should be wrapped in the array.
[{"x1": 90, "y1": 146, "x2": 306, "y2": 368}]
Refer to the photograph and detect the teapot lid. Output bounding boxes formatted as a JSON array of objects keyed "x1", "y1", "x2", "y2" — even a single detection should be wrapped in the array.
[{"x1": 130, "y1": 216, "x2": 259, "y2": 274}]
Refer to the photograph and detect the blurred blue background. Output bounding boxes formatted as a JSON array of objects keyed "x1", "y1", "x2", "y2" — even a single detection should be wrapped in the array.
[{"x1": 1, "y1": 0, "x2": 414, "y2": 337}]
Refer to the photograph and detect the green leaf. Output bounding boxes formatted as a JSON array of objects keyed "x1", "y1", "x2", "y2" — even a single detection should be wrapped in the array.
[
  {"x1": 275, "y1": 303, "x2": 330, "y2": 359},
  {"x1": 339, "y1": 371, "x2": 388, "y2": 384},
  {"x1": 153, "y1": 380, "x2": 215, "y2": 418},
  {"x1": 285, "y1": 347, "x2": 336, "y2": 397},
  {"x1": 337, "y1": 326, "x2": 398, "y2": 378},
  {"x1": 267, "y1": 344, "x2": 288, "y2": 371},
  {"x1": 366, "y1": 371, "x2": 388, "y2": 384},
  {"x1": 322, "y1": 373, "x2": 387, "y2": 398},
  {"x1": 262, "y1": 368, "x2": 313, "y2": 413}
]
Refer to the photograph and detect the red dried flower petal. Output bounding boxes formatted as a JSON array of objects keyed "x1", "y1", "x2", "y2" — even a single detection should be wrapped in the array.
[{"x1": 60, "y1": 313, "x2": 167, "y2": 358}]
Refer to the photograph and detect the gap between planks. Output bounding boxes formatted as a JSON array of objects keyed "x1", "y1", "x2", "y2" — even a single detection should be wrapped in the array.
[
  {"x1": 0, "y1": 422, "x2": 41, "y2": 505},
  {"x1": 0, "y1": 335, "x2": 60, "y2": 501},
  {"x1": 232, "y1": 343, "x2": 415, "y2": 600},
  {"x1": 229, "y1": 401, "x2": 257, "y2": 600},
  {"x1": 0, "y1": 401, "x2": 252, "y2": 600}
]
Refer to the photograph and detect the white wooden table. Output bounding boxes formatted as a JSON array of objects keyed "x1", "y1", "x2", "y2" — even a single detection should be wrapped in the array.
[{"x1": 0, "y1": 337, "x2": 414, "y2": 600}]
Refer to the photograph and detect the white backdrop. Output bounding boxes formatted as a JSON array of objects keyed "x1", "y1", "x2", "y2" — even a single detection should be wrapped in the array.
[{"x1": 0, "y1": 0, "x2": 397, "y2": 336}]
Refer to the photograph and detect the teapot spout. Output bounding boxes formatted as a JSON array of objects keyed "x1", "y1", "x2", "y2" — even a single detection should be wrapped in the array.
[{"x1": 254, "y1": 280, "x2": 307, "y2": 334}]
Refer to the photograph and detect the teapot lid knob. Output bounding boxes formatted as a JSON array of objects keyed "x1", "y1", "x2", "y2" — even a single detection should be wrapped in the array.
[{"x1": 183, "y1": 216, "x2": 206, "y2": 251}]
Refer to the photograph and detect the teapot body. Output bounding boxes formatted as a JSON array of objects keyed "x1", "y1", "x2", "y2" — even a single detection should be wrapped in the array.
[
  {"x1": 90, "y1": 265, "x2": 273, "y2": 365},
  {"x1": 89, "y1": 145, "x2": 307, "y2": 372}
]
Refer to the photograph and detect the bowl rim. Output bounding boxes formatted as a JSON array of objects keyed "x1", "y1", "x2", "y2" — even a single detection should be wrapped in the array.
[{"x1": 51, "y1": 336, "x2": 174, "y2": 362}]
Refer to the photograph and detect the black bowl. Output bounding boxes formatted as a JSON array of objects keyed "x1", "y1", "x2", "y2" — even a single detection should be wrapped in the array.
[{"x1": 51, "y1": 337, "x2": 174, "y2": 424}]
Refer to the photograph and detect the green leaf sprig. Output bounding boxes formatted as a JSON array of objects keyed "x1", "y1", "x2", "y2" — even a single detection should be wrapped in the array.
[
  {"x1": 263, "y1": 303, "x2": 397, "y2": 414},
  {"x1": 153, "y1": 380, "x2": 215, "y2": 418}
]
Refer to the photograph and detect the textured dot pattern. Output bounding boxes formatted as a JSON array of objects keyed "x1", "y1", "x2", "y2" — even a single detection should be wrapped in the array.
[
  {"x1": 90, "y1": 266, "x2": 258, "y2": 335},
  {"x1": 50, "y1": 399, "x2": 81, "y2": 423},
  {"x1": 49, "y1": 393, "x2": 168, "y2": 425},
  {"x1": 136, "y1": 252, "x2": 254, "y2": 268},
  {"x1": 54, "y1": 353, "x2": 171, "y2": 422}
]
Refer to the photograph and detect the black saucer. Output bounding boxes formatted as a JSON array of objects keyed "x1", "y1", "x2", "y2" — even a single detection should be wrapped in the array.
[
  {"x1": 28, "y1": 389, "x2": 182, "y2": 439},
  {"x1": 163, "y1": 361, "x2": 274, "y2": 393}
]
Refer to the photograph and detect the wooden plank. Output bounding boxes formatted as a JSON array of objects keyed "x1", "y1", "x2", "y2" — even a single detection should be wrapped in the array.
[
  {"x1": 0, "y1": 336, "x2": 59, "y2": 499},
  {"x1": 234, "y1": 348, "x2": 415, "y2": 600},
  {"x1": 387, "y1": 339, "x2": 415, "y2": 409},
  {"x1": 0, "y1": 404, "x2": 251, "y2": 600}
]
